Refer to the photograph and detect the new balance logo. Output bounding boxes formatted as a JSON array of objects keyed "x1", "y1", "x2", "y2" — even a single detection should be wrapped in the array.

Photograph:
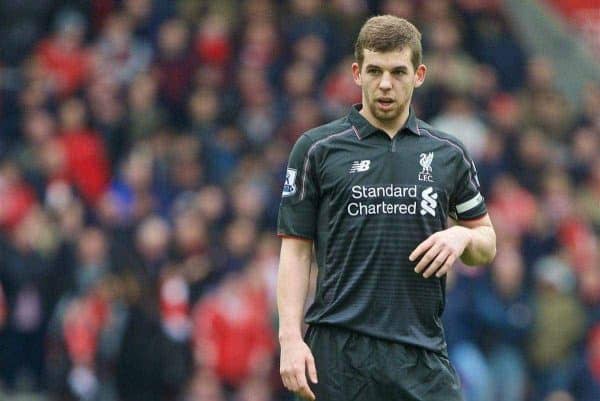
[
  {"x1": 420, "y1": 187, "x2": 438, "y2": 216},
  {"x1": 349, "y1": 160, "x2": 370, "y2": 173}
]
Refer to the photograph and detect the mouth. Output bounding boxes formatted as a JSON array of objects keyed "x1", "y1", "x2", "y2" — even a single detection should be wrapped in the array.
[{"x1": 376, "y1": 98, "x2": 395, "y2": 110}]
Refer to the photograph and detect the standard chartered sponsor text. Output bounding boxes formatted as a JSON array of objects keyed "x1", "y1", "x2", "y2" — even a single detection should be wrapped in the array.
[
  {"x1": 348, "y1": 184, "x2": 419, "y2": 216},
  {"x1": 351, "y1": 184, "x2": 417, "y2": 199}
]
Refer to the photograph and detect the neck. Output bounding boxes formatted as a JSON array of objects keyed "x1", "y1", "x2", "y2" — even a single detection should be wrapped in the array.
[{"x1": 360, "y1": 103, "x2": 410, "y2": 139}]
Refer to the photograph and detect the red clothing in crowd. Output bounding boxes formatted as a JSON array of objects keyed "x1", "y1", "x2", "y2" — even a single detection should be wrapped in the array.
[
  {"x1": 57, "y1": 129, "x2": 110, "y2": 205},
  {"x1": 36, "y1": 38, "x2": 90, "y2": 97},
  {"x1": 488, "y1": 181, "x2": 537, "y2": 237},
  {"x1": 192, "y1": 279, "x2": 275, "y2": 387},
  {"x1": 0, "y1": 177, "x2": 37, "y2": 232},
  {"x1": 195, "y1": 27, "x2": 231, "y2": 67},
  {"x1": 322, "y1": 68, "x2": 362, "y2": 109},
  {"x1": 558, "y1": 219, "x2": 598, "y2": 272},
  {"x1": 0, "y1": 284, "x2": 6, "y2": 328},
  {"x1": 63, "y1": 293, "x2": 110, "y2": 366},
  {"x1": 155, "y1": 54, "x2": 197, "y2": 110}
]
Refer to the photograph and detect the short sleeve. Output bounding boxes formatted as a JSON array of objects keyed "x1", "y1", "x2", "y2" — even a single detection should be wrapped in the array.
[
  {"x1": 277, "y1": 134, "x2": 319, "y2": 239},
  {"x1": 449, "y1": 148, "x2": 487, "y2": 221}
]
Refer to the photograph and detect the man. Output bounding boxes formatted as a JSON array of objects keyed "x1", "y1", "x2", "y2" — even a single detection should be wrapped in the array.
[{"x1": 277, "y1": 15, "x2": 496, "y2": 401}]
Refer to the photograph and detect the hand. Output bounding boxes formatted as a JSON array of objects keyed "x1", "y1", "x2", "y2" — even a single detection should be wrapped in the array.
[
  {"x1": 409, "y1": 226, "x2": 472, "y2": 278},
  {"x1": 279, "y1": 337, "x2": 318, "y2": 400}
]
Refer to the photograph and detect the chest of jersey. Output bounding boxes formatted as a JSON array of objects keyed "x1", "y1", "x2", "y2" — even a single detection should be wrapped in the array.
[{"x1": 316, "y1": 133, "x2": 454, "y2": 223}]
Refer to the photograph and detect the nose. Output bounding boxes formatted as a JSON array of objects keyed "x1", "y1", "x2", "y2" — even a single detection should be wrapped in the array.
[{"x1": 379, "y1": 71, "x2": 392, "y2": 90}]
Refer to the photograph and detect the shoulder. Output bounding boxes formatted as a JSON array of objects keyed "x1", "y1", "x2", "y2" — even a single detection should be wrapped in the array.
[
  {"x1": 298, "y1": 116, "x2": 355, "y2": 149},
  {"x1": 417, "y1": 119, "x2": 473, "y2": 163},
  {"x1": 286, "y1": 117, "x2": 354, "y2": 164}
]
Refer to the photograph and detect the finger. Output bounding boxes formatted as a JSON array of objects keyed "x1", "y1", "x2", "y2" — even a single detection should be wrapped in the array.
[
  {"x1": 423, "y1": 250, "x2": 450, "y2": 278},
  {"x1": 294, "y1": 366, "x2": 309, "y2": 391},
  {"x1": 287, "y1": 369, "x2": 301, "y2": 392},
  {"x1": 281, "y1": 372, "x2": 293, "y2": 391},
  {"x1": 295, "y1": 371, "x2": 315, "y2": 401},
  {"x1": 298, "y1": 384, "x2": 316, "y2": 401},
  {"x1": 409, "y1": 236, "x2": 434, "y2": 261},
  {"x1": 307, "y1": 355, "x2": 318, "y2": 384},
  {"x1": 414, "y1": 243, "x2": 441, "y2": 273},
  {"x1": 436, "y1": 254, "x2": 457, "y2": 278}
]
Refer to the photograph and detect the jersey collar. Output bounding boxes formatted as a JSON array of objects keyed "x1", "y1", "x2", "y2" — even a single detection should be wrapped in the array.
[{"x1": 349, "y1": 104, "x2": 421, "y2": 139}]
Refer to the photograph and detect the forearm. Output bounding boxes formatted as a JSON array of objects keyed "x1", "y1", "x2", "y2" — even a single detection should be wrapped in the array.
[
  {"x1": 459, "y1": 225, "x2": 496, "y2": 266},
  {"x1": 277, "y1": 238, "x2": 313, "y2": 343}
]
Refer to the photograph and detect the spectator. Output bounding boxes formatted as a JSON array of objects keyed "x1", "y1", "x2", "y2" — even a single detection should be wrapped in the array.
[
  {"x1": 194, "y1": 13, "x2": 233, "y2": 71},
  {"x1": 183, "y1": 369, "x2": 226, "y2": 401},
  {"x1": 0, "y1": 159, "x2": 38, "y2": 233},
  {"x1": 473, "y1": 245, "x2": 531, "y2": 401},
  {"x1": 154, "y1": 18, "x2": 196, "y2": 122},
  {"x1": 576, "y1": 81, "x2": 600, "y2": 129},
  {"x1": 577, "y1": 159, "x2": 600, "y2": 234},
  {"x1": 188, "y1": 86, "x2": 222, "y2": 142},
  {"x1": 518, "y1": 57, "x2": 574, "y2": 140},
  {"x1": 35, "y1": 9, "x2": 90, "y2": 98},
  {"x1": 431, "y1": 94, "x2": 488, "y2": 160},
  {"x1": 467, "y1": 12, "x2": 525, "y2": 90},
  {"x1": 579, "y1": 324, "x2": 600, "y2": 401},
  {"x1": 87, "y1": 73, "x2": 128, "y2": 168},
  {"x1": 283, "y1": 0, "x2": 332, "y2": 46},
  {"x1": 321, "y1": 56, "x2": 363, "y2": 119},
  {"x1": 0, "y1": 207, "x2": 58, "y2": 391},
  {"x1": 511, "y1": 127, "x2": 553, "y2": 195},
  {"x1": 192, "y1": 268, "x2": 275, "y2": 392},
  {"x1": 132, "y1": 215, "x2": 171, "y2": 280},
  {"x1": 326, "y1": 0, "x2": 368, "y2": 64},
  {"x1": 127, "y1": 72, "x2": 168, "y2": 143},
  {"x1": 424, "y1": 18, "x2": 478, "y2": 94},
  {"x1": 529, "y1": 254, "x2": 586, "y2": 399},
  {"x1": 55, "y1": 97, "x2": 111, "y2": 205},
  {"x1": 236, "y1": 69, "x2": 279, "y2": 149},
  {"x1": 568, "y1": 127, "x2": 599, "y2": 185},
  {"x1": 444, "y1": 269, "x2": 493, "y2": 401},
  {"x1": 238, "y1": 19, "x2": 280, "y2": 71},
  {"x1": 92, "y1": 12, "x2": 153, "y2": 86}
]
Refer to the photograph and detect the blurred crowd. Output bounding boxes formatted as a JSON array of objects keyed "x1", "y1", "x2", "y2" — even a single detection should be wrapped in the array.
[{"x1": 0, "y1": 1, "x2": 598, "y2": 401}]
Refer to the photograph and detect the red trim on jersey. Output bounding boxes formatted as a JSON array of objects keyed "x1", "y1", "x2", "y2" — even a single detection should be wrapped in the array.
[{"x1": 277, "y1": 233, "x2": 313, "y2": 242}]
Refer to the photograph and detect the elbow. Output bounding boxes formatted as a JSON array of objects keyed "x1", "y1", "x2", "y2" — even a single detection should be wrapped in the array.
[
  {"x1": 477, "y1": 245, "x2": 496, "y2": 266},
  {"x1": 461, "y1": 237, "x2": 497, "y2": 267},
  {"x1": 488, "y1": 240, "x2": 497, "y2": 263},
  {"x1": 486, "y1": 229, "x2": 497, "y2": 264}
]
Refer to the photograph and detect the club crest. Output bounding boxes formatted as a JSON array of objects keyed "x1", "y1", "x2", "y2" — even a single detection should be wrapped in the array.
[{"x1": 418, "y1": 152, "x2": 434, "y2": 182}]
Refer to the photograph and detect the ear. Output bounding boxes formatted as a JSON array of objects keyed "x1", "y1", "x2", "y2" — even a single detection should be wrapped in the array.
[
  {"x1": 414, "y1": 64, "x2": 427, "y2": 88},
  {"x1": 352, "y1": 62, "x2": 362, "y2": 87}
]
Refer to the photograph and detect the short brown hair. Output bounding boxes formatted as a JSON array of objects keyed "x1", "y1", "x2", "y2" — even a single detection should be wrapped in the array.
[{"x1": 354, "y1": 15, "x2": 422, "y2": 70}]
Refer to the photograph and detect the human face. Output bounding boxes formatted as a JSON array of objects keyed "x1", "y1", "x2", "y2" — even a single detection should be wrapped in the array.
[{"x1": 352, "y1": 48, "x2": 426, "y2": 129}]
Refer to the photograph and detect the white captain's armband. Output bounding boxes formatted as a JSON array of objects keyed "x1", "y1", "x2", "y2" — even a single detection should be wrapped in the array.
[{"x1": 456, "y1": 193, "x2": 483, "y2": 214}]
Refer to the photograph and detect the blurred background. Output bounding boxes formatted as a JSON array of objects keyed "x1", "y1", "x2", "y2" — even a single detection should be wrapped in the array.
[{"x1": 0, "y1": 0, "x2": 598, "y2": 400}]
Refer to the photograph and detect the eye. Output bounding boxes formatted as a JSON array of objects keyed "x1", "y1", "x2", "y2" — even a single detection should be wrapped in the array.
[{"x1": 367, "y1": 68, "x2": 381, "y2": 75}]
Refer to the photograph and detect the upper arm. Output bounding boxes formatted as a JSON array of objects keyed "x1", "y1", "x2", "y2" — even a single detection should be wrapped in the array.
[
  {"x1": 280, "y1": 236, "x2": 314, "y2": 265},
  {"x1": 277, "y1": 135, "x2": 320, "y2": 239},
  {"x1": 455, "y1": 213, "x2": 494, "y2": 230},
  {"x1": 448, "y1": 143, "x2": 487, "y2": 221}
]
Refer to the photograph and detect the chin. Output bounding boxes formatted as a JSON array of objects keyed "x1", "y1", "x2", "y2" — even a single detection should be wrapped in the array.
[{"x1": 373, "y1": 109, "x2": 400, "y2": 121}]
